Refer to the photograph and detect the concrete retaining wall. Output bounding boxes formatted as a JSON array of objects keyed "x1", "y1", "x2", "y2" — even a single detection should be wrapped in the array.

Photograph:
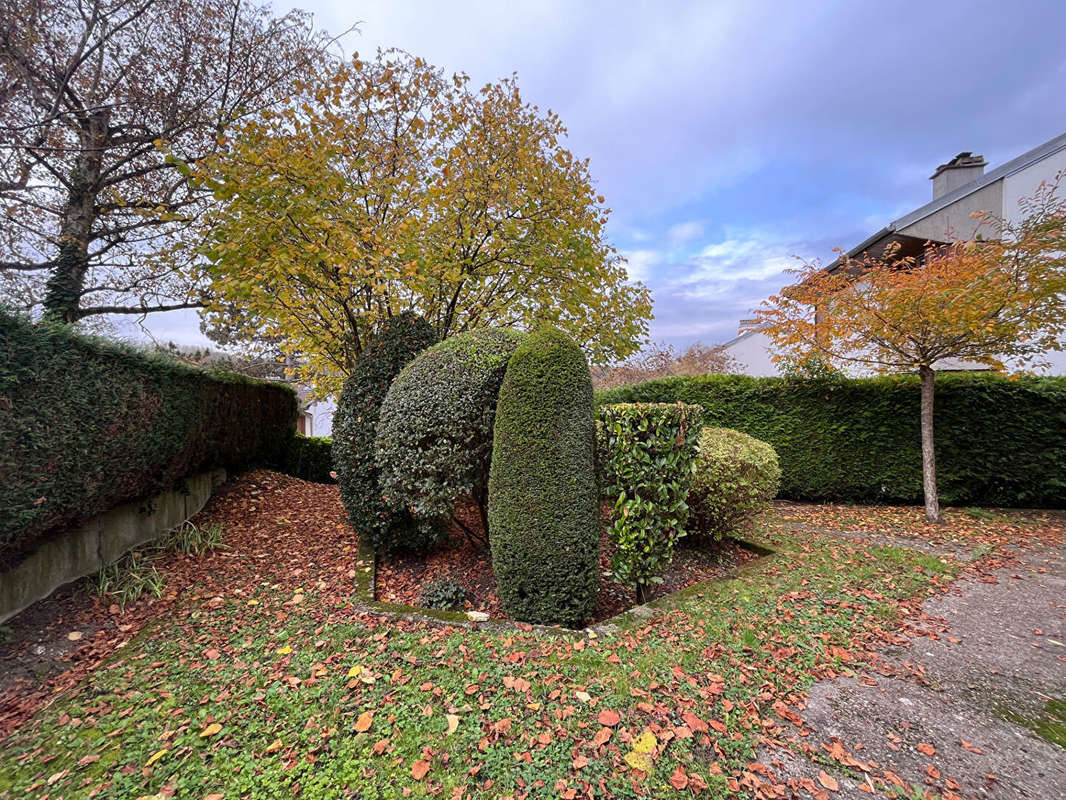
[{"x1": 0, "y1": 469, "x2": 226, "y2": 623}]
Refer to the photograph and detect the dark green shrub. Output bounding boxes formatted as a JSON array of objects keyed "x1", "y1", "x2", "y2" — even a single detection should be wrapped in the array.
[
  {"x1": 597, "y1": 402, "x2": 703, "y2": 601},
  {"x1": 331, "y1": 313, "x2": 438, "y2": 553},
  {"x1": 282, "y1": 435, "x2": 335, "y2": 483},
  {"x1": 0, "y1": 310, "x2": 296, "y2": 570},
  {"x1": 376, "y1": 328, "x2": 525, "y2": 547},
  {"x1": 419, "y1": 578, "x2": 467, "y2": 611},
  {"x1": 595, "y1": 373, "x2": 1066, "y2": 507},
  {"x1": 488, "y1": 328, "x2": 599, "y2": 628},
  {"x1": 689, "y1": 428, "x2": 781, "y2": 539}
]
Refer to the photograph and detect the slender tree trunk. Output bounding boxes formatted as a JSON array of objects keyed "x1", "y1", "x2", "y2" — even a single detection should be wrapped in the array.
[
  {"x1": 918, "y1": 365, "x2": 943, "y2": 524},
  {"x1": 43, "y1": 110, "x2": 109, "y2": 323}
]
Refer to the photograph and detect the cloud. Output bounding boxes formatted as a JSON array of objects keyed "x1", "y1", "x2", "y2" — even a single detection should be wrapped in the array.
[{"x1": 667, "y1": 221, "x2": 704, "y2": 247}]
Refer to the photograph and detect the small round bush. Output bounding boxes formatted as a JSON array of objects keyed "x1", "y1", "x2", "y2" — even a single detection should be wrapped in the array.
[
  {"x1": 332, "y1": 313, "x2": 438, "y2": 553},
  {"x1": 375, "y1": 328, "x2": 525, "y2": 546},
  {"x1": 688, "y1": 427, "x2": 781, "y2": 539},
  {"x1": 419, "y1": 578, "x2": 467, "y2": 611},
  {"x1": 488, "y1": 327, "x2": 599, "y2": 627}
]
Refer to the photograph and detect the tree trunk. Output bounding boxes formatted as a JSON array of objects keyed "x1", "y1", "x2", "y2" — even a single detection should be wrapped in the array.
[
  {"x1": 43, "y1": 110, "x2": 109, "y2": 323},
  {"x1": 918, "y1": 365, "x2": 943, "y2": 524}
]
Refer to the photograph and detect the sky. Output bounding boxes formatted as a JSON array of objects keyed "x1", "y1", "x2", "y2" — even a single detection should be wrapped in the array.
[{"x1": 129, "y1": 0, "x2": 1066, "y2": 354}]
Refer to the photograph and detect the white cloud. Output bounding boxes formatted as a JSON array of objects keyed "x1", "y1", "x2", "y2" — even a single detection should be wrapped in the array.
[
  {"x1": 667, "y1": 220, "x2": 704, "y2": 247},
  {"x1": 620, "y1": 249, "x2": 662, "y2": 283}
]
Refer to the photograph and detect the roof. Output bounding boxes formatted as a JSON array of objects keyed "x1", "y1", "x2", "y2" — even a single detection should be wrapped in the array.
[{"x1": 825, "y1": 131, "x2": 1066, "y2": 271}]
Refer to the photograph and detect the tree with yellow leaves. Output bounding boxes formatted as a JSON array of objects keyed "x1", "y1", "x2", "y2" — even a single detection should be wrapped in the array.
[
  {"x1": 189, "y1": 50, "x2": 651, "y2": 395},
  {"x1": 756, "y1": 178, "x2": 1066, "y2": 522}
]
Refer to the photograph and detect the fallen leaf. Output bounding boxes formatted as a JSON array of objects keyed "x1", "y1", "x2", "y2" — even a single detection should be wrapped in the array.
[
  {"x1": 445, "y1": 714, "x2": 460, "y2": 735},
  {"x1": 264, "y1": 739, "x2": 283, "y2": 754},
  {"x1": 67, "y1": 631, "x2": 83, "y2": 641},
  {"x1": 200, "y1": 723, "x2": 222, "y2": 738},
  {"x1": 917, "y1": 742, "x2": 936, "y2": 756},
  {"x1": 355, "y1": 711, "x2": 374, "y2": 733},
  {"x1": 411, "y1": 759, "x2": 431, "y2": 780},
  {"x1": 818, "y1": 770, "x2": 839, "y2": 791},
  {"x1": 668, "y1": 765, "x2": 689, "y2": 789},
  {"x1": 145, "y1": 748, "x2": 168, "y2": 767},
  {"x1": 596, "y1": 709, "x2": 620, "y2": 727}
]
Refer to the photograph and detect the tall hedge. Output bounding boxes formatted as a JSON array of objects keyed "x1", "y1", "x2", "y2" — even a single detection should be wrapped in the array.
[
  {"x1": 375, "y1": 328, "x2": 525, "y2": 546},
  {"x1": 488, "y1": 328, "x2": 599, "y2": 627},
  {"x1": 282, "y1": 435, "x2": 335, "y2": 484},
  {"x1": 596, "y1": 373, "x2": 1066, "y2": 507},
  {"x1": 0, "y1": 311, "x2": 297, "y2": 569},
  {"x1": 331, "y1": 313, "x2": 438, "y2": 553}
]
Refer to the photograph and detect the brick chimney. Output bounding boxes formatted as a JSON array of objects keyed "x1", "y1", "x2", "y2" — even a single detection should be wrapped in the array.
[{"x1": 930, "y1": 151, "x2": 986, "y2": 200}]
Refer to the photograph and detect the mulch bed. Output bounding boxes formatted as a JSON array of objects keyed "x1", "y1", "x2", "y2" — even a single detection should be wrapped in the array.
[{"x1": 375, "y1": 505, "x2": 760, "y2": 625}]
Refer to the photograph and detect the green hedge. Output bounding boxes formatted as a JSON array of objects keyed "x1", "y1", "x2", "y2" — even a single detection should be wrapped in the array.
[
  {"x1": 596, "y1": 373, "x2": 1066, "y2": 507},
  {"x1": 282, "y1": 435, "x2": 335, "y2": 484},
  {"x1": 0, "y1": 311, "x2": 297, "y2": 569},
  {"x1": 332, "y1": 313, "x2": 439, "y2": 554},
  {"x1": 488, "y1": 328, "x2": 599, "y2": 628}
]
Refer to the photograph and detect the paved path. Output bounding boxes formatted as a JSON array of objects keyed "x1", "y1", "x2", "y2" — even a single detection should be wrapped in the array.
[{"x1": 764, "y1": 537, "x2": 1066, "y2": 800}]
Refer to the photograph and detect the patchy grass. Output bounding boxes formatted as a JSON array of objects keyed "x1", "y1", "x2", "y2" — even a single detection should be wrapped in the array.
[{"x1": 2, "y1": 472, "x2": 1025, "y2": 799}]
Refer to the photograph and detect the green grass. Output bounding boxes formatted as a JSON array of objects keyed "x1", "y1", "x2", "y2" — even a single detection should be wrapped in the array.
[{"x1": 0, "y1": 525, "x2": 958, "y2": 798}]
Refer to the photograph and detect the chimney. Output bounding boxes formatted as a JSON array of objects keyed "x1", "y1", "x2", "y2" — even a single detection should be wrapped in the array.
[{"x1": 930, "y1": 151, "x2": 986, "y2": 200}]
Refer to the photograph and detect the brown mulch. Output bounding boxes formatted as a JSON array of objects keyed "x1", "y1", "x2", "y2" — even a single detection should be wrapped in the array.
[{"x1": 375, "y1": 506, "x2": 760, "y2": 625}]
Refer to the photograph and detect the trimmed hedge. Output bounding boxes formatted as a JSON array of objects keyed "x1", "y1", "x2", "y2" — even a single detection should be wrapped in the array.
[
  {"x1": 332, "y1": 313, "x2": 438, "y2": 553},
  {"x1": 488, "y1": 328, "x2": 599, "y2": 628},
  {"x1": 282, "y1": 435, "x2": 335, "y2": 484},
  {"x1": 0, "y1": 310, "x2": 297, "y2": 569},
  {"x1": 375, "y1": 328, "x2": 525, "y2": 547},
  {"x1": 689, "y1": 428, "x2": 781, "y2": 539},
  {"x1": 595, "y1": 373, "x2": 1066, "y2": 507},
  {"x1": 597, "y1": 403, "x2": 703, "y2": 600}
]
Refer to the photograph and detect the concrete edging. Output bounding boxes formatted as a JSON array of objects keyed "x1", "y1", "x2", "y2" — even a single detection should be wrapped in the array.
[{"x1": 0, "y1": 469, "x2": 227, "y2": 624}]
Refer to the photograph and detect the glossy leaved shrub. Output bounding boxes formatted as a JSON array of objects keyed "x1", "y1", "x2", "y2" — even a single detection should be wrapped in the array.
[
  {"x1": 375, "y1": 328, "x2": 525, "y2": 547},
  {"x1": 332, "y1": 313, "x2": 438, "y2": 553},
  {"x1": 597, "y1": 402, "x2": 703, "y2": 601},
  {"x1": 488, "y1": 328, "x2": 599, "y2": 627}
]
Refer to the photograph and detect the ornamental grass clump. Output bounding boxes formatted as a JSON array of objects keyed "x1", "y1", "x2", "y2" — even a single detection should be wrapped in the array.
[
  {"x1": 597, "y1": 402, "x2": 703, "y2": 602},
  {"x1": 688, "y1": 427, "x2": 781, "y2": 539}
]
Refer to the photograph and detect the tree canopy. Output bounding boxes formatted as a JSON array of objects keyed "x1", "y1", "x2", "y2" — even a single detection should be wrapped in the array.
[{"x1": 192, "y1": 50, "x2": 652, "y2": 395}]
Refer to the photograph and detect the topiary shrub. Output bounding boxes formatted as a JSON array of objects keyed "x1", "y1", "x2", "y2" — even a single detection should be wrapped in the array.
[
  {"x1": 597, "y1": 402, "x2": 703, "y2": 602},
  {"x1": 688, "y1": 427, "x2": 781, "y2": 539},
  {"x1": 488, "y1": 327, "x2": 599, "y2": 628},
  {"x1": 375, "y1": 328, "x2": 525, "y2": 547},
  {"x1": 332, "y1": 313, "x2": 438, "y2": 553}
]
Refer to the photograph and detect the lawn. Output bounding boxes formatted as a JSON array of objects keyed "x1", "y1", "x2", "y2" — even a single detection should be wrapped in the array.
[{"x1": 4, "y1": 471, "x2": 1052, "y2": 799}]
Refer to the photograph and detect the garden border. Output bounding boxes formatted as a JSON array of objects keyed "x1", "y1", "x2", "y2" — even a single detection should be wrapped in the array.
[{"x1": 348, "y1": 536, "x2": 776, "y2": 639}]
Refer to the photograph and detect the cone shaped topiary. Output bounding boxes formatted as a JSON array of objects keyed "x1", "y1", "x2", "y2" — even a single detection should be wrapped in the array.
[
  {"x1": 332, "y1": 312, "x2": 438, "y2": 553},
  {"x1": 488, "y1": 327, "x2": 599, "y2": 627}
]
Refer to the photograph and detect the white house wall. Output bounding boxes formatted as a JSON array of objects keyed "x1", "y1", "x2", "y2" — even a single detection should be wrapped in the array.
[{"x1": 1002, "y1": 146, "x2": 1066, "y2": 224}]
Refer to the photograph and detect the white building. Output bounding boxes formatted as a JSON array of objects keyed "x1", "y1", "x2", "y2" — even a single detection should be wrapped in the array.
[{"x1": 725, "y1": 132, "x2": 1066, "y2": 377}]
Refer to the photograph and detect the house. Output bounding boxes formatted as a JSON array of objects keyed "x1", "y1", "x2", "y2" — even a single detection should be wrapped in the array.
[{"x1": 725, "y1": 132, "x2": 1066, "y2": 377}]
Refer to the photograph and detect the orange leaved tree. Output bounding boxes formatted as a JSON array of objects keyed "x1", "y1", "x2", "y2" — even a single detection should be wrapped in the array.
[{"x1": 756, "y1": 179, "x2": 1066, "y2": 522}]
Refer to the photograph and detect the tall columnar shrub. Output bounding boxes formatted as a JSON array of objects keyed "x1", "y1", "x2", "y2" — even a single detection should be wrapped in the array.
[
  {"x1": 332, "y1": 313, "x2": 438, "y2": 553},
  {"x1": 597, "y1": 402, "x2": 703, "y2": 602},
  {"x1": 375, "y1": 328, "x2": 525, "y2": 547},
  {"x1": 595, "y1": 373, "x2": 1066, "y2": 508},
  {"x1": 0, "y1": 310, "x2": 296, "y2": 570},
  {"x1": 689, "y1": 427, "x2": 781, "y2": 539},
  {"x1": 488, "y1": 328, "x2": 599, "y2": 628}
]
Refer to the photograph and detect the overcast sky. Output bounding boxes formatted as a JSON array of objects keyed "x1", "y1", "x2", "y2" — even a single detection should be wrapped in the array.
[{"x1": 130, "y1": 0, "x2": 1066, "y2": 355}]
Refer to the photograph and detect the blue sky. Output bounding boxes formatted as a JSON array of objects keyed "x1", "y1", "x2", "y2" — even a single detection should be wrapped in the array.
[{"x1": 134, "y1": 0, "x2": 1066, "y2": 353}]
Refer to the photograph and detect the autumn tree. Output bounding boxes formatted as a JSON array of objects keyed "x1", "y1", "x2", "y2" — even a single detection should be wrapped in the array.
[
  {"x1": 756, "y1": 178, "x2": 1066, "y2": 522},
  {"x1": 0, "y1": 0, "x2": 338, "y2": 323},
  {"x1": 192, "y1": 50, "x2": 652, "y2": 395}
]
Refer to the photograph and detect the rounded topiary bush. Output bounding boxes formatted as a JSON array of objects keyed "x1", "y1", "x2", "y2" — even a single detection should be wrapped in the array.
[
  {"x1": 332, "y1": 313, "x2": 438, "y2": 553},
  {"x1": 488, "y1": 327, "x2": 599, "y2": 627},
  {"x1": 375, "y1": 328, "x2": 525, "y2": 546},
  {"x1": 688, "y1": 427, "x2": 781, "y2": 539}
]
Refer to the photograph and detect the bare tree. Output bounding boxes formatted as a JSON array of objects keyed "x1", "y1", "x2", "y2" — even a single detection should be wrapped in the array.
[
  {"x1": 591, "y1": 340, "x2": 739, "y2": 390},
  {"x1": 0, "y1": 0, "x2": 341, "y2": 323}
]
